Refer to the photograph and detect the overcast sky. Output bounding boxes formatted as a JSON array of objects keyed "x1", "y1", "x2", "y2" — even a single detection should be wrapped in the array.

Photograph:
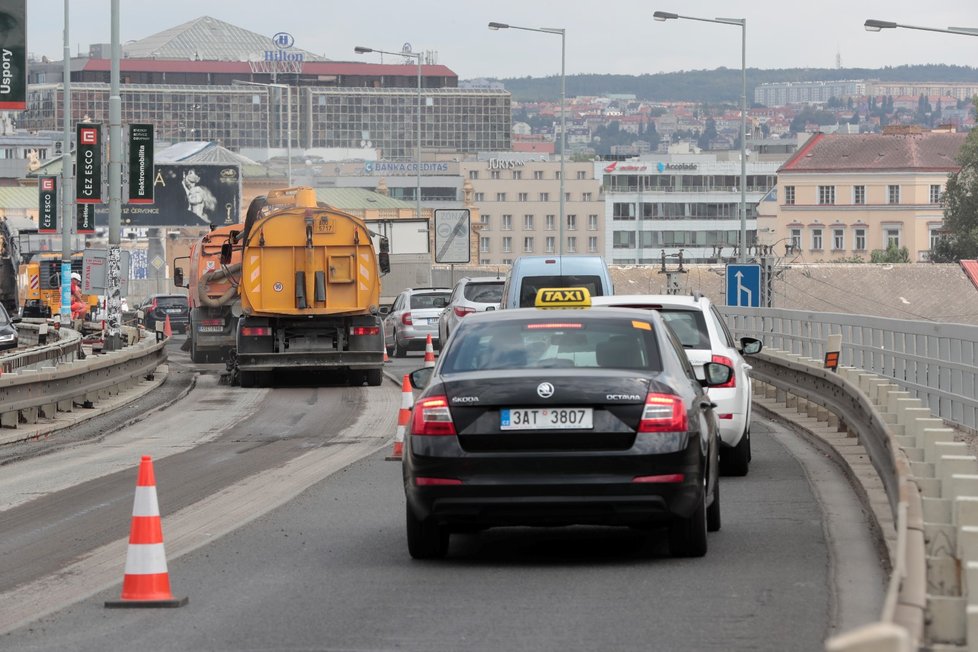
[{"x1": 24, "y1": 0, "x2": 978, "y2": 80}]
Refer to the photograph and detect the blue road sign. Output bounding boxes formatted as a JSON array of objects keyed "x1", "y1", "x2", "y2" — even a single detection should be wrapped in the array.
[{"x1": 726, "y1": 264, "x2": 761, "y2": 307}]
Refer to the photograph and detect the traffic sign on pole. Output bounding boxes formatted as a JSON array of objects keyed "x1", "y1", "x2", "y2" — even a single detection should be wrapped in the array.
[
  {"x1": 726, "y1": 264, "x2": 761, "y2": 307},
  {"x1": 433, "y1": 209, "x2": 471, "y2": 264}
]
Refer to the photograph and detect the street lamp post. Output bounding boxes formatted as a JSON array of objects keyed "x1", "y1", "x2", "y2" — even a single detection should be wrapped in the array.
[
  {"x1": 234, "y1": 80, "x2": 292, "y2": 186},
  {"x1": 864, "y1": 19, "x2": 978, "y2": 37},
  {"x1": 654, "y1": 11, "x2": 748, "y2": 263},
  {"x1": 489, "y1": 22, "x2": 566, "y2": 256},
  {"x1": 355, "y1": 46, "x2": 423, "y2": 223}
]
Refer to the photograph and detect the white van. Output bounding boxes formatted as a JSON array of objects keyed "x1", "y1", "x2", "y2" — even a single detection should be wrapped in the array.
[{"x1": 499, "y1": 255, "x2": 613, "y2": 310}]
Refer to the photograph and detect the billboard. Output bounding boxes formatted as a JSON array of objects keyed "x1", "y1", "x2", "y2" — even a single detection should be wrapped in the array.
[
  {"x1": 76, "y1": 123, "x2": 103, "y2": 203},
  {"x1": 38, "y1": 176, "x2": 57, "y2": 233},
  {"x1": 91, "y1": 164, "x2": 241, "y2": 227},
  {"x1": 128, "y1": 124, "x2": 154, "y2": 203},
  {"x1": 0, "y1": 0, "x2": 26, "y2": 111}
]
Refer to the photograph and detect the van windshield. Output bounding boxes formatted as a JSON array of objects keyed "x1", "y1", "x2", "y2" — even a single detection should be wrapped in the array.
[{"x1": 518, "y1": 275, "x2": 603, "y2": 308}]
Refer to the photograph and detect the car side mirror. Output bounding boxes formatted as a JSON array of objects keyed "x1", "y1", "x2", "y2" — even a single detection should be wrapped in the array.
[
  {"x1": 379, "y1": 305, "x2": 391, "y2": 316},
  {"x1": 434, "y1": 297, "x2": 447, "y2": 308},
  {"x1": 174, "y1": 267, "x2": 185, "y2": 288},
  {"x1": 409, "y1": 367, "x2": 433, "y2": 389},
  {"x1": 378, "y1": 236, "x2": 391, "y2": 275},
  {"x1": 11, "y1": 315, "x2": 22, "y2": 324},
  {"x1": 740, "y1": 337, "x2": 762, "y2": 355},
  {"x1": 701, "y1": 361, "x2": 733, "y2": 387}
]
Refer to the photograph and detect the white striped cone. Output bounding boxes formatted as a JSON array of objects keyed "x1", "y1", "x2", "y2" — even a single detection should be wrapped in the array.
[
  {"x1": 105, "y1": 456, "x2": 187, "y2": 608},
  {"x1": 423, "y1": 335, "x2": 435, "y2": 368},
  {"x1": 386, "y1": 374, "x2": 414, "y2": 461}
]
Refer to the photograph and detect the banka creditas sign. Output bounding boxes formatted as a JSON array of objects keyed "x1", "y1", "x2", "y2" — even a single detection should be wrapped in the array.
[
  {"x1": 363, "y1": 161, "x2": 449, "y2": 175},
  {"x1": 264, "y1": 32, "x2": 303, "y2": 62}
]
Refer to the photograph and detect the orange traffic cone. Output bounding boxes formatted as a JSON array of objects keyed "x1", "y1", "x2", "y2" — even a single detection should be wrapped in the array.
[
  {"x1": 386, "y1": 374, "x2": 414, "y2": 461},
  {"x1": 383, "y1": 348, "x2": 391, "y2": 364},
  {"x1": 163, "y1": 314, "x2": 173, "y2": 338},
  {"x1": 105, "y1": 456, "x2": 188, "y2": 608},
  {"x1": 423, "y1": 334, "x2": 435, "y2": 368}
]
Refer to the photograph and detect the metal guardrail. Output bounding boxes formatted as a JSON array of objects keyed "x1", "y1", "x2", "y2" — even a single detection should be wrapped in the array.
[{"x1": 0, "y1": 322, "x2": 82, "y2": 375}]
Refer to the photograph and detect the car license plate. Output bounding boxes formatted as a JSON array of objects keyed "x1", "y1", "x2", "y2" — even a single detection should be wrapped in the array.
[
  {"x1": 166, "y1": 308, "x2": 182, "y2": 313},
  {"x1": 500, "y1": 407, "x2": 593, "y2": 430},
  {"x1": 198, "y1": 325, "x2": 223, "y2": 333}
]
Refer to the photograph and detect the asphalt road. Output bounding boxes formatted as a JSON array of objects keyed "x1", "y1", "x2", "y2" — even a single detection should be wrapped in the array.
[{"x1": 0, "y1": 338, "x2": 885, "y2": 652}]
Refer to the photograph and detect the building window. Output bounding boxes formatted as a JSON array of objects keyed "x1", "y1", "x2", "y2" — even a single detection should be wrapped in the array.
[
  {"x1": 929, "y1": 227, "x2": 942, "y2": 251},
  {"x1": 588, "y1": 236, "x2": 598, "y2": 253},
  {"x1": 853, "y1": 185, "x2": 865, "y2": 205},
  {"x1": 545, "y1": 236, "x2": 555, "y2": 253},
  {"x1": 588, "y1": 214, "x2": 598, "y2": 231},
  {"x1": 613, "y1": 203, "x2": 635, "y2": 220},
  {"x1": 523, "y1": 214, "x2": 534, "y2": 230},
  {"x1": 502, "y1": 237, "x2": 512, "y2": 253},
  {"x1": 518, "y1": 192, "x2": 529, "y2": 202},
  {"x1": 784, "y1": 186, "x2": 795, "y2": 205},
  {"x1": 811, "y1": 228, "x2": 823, "y2": 250},
  {"x1": 567, "y1": 214, "x2": 577, "y2": 230},
  {"x1": 817, "y1": 185, "x2": 835, "y2": 205},
  {"x1": 480, "y1": 258, "x2": 491, "y2": 265},
  {"x1": 567, "y1": 236, "x2": 577, "y2": 253},
  {"x1": 832, "y1": 228, "x2": 844, "y2": 250},
  {"x1": 523, "y1": 237, "x2": 534, "y2": 253},
  {"x1": 501, "y1": 214, "x2": 512, "y2": 231},
  {"x1": 790, "y1": 228, "x2": 802, "y2": 251},
  {"x1": 884, "y1": 227, "x2": 901, "y2": 247},
  {"x1": 613, "y1": 231, "x2": 635, "y2": 248},
  {"x1": 491, "y1": 170, "x2": 500, "y2": 180},
  {"x1": 513, "y1": 170, "x2": 522, "y2": 180},
  {"x1": 480, "y1": 214, "x2": 491, "y2": 230},
  {"x1": 888, "y1": 185, "x2": 900, "y2": 204},
  {"x1": 555, "y1": 171, "x2": 561, "y2": 180},
  {"x1": 533, "y1": 170, "x2": 544, "y2": 180},
  {"x1": 545, "y1": 214, "x2": 555, "y2": 231},
  {"x1": 582, "y1": 192, "x2": 592, "y2": 202},
  {"x1": 480, "y1": 237, "x2": 490, "y2": 253},
  {"x1": 855, "y1": 228, "x2": 866, "y2": 251},
  {"x1": 468, "y1": 170, "x2": 479, "y2": 180},
  {"x1": 930, "y1": 184, "x2": 942, "y2": 204},
  {"x1": 502, "y1": 258, "x2": 512, "y2": 265},
  {"x1": 475, "y1": 192, "x2": 485, "y2": 202},
  {"x1": 540, "y1": 192, "x2": 549, "y2": 202},
  {"x1": 576, "y1": 171, "x2": 586, "y2": 180}
]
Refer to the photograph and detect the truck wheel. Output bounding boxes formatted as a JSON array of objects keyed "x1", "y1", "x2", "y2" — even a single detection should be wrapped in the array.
[
  {"x1": 365, "y1": 368, "x2": 383, "y2": 386},
  {"x1": 190, "y1": 338, "x2": 203, "y2": 364}
]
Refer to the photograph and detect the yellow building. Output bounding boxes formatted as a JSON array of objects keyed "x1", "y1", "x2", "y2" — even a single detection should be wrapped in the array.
[{"x1": 760, "y1": 130, "x2": 966, "y2": 262}]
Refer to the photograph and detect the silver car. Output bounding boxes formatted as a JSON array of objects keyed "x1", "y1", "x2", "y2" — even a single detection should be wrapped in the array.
[
  {"x1": 437, "y1": 277, "x2": 504, "y2": 344},
  {"x1": 382, "y1": 288, "x2": 451, "y2": 357}
]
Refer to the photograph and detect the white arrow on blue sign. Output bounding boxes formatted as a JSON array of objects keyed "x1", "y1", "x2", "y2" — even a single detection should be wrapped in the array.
[{"x1": 726, "y1": 264, "x2": 761, "y2": 307}]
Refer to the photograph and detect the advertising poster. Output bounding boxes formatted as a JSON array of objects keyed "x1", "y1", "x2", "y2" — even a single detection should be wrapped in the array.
[
  {"x1": 38, "y1": 176, "x2": 57, "y2": 233},
  {"x1": 0, "y1": 0, "x2": 26, "y2": 110}
]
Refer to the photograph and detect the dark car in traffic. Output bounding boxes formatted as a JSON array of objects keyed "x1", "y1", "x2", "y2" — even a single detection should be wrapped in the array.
[
  {"x1": 0, "y1": 302, "x2": 19, "y2": 351},
  {"x1": 136, "y1": 294, "x2": 190, "y2": 334},
  {"x1": 403, "y1": 305, "x2": 732, "y2": 560}
]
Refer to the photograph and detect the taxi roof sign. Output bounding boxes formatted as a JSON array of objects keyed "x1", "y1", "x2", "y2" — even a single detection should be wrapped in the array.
[{"x1": 534, "y1": 287, "x2": 592, "y2": 309}]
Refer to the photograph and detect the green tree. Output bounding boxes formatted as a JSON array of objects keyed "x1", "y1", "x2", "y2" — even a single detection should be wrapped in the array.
[
  {"x1": 870, "y1": 243, "x2": 911, "y2": 263},
  {"x1": 931, "y1": 120, "x2": 978, "y2": 262}
]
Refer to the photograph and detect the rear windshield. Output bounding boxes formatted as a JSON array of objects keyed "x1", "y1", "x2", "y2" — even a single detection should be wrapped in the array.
[
  {"x1": 410, "y1": 292, "x2": 449, "y2": 309},
  {"x1": 659, "y1": 309, "x2": 710, "y2": 349},
  {"x1": 441, "y1": 318, "x2": 662, "y2": 373},
  {"x1": 155, "y1": 296, "x2": 188, "y2": 308},
  {"x1": 463, "y1": 282, "x2": 503, "y2": 303},
  {"x1": 518, "y1": 275, "x2": 603, "y2": 308}
]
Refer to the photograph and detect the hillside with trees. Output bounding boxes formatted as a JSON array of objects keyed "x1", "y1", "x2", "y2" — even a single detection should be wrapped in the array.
[{"x1": 490, "y1": 64, "x2": 978, "y2": 104}]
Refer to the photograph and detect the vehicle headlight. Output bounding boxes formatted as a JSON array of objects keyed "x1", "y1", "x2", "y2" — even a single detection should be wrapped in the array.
[{"x1": 0, "y1": 333, "x2": 15, "y2": 342}]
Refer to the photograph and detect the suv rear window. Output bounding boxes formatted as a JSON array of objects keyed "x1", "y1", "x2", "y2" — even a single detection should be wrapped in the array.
[
  {"x1": 659, "y1": 309, "x2": 710, "y2": 349},
  {"x1": 410, "y1": 293, "x2": 449, "y2": 309},
  {"x1": 155, "y1": 296, "x2": 188, "y2": 308},
  {"x1": 517, "y1": 275, "x2": 603, "y2": 308},
  {"x1": 463, "y1": 282, "x2": 503, "y2": 303}
]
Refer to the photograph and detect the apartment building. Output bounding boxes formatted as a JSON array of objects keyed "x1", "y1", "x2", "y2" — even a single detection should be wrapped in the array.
[
  {"x1": 761, "y1": 131, "x2": 966, "y2": 262},
  {"x1": 459, "y1": 157, "x2": 605, "y2": 265}
]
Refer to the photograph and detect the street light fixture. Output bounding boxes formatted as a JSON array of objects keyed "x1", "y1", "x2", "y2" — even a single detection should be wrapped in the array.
[
  {"x1": 654, "y1": 10, "x2": 748, "y2": 264},
  {"x1": 864, "y1": 19, "x2": 978, "y2": 36},
  {"x1": 233, "y1": 80, "x2": 293, "y2": 186},
  {"x1": 354, "y1": 45, "x2": 423, "y2": 223},
  {"x1": 489, "y1": 21, "x2": 566, "y2": 256}
]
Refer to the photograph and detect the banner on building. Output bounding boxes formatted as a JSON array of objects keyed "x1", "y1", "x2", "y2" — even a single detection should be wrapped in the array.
[
  {"x1": 128, "y1": 124, "x2": 154, "y2": 204},
  {"x1": 76, "y1": 123, "x2": 103, "y2": 204},
  {"x1": 38, "y1": 176, "x2": 57, "y2": 233},
  {"x1": 0, "y1": 1, "x2": 27, "y2": 110},
  {"x1": 77, "y1": 202, "x2": 95, "y2": 234}
]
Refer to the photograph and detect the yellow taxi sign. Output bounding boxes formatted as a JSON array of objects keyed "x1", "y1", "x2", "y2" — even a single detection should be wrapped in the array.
[{"x1": 534, "y1": 287, "x2": 592, "y2": 309}]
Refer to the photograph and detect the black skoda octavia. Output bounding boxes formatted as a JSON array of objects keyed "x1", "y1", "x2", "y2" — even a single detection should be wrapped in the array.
[{"x1": 403, "y1": 306, "x2": 733, "y2": 559}]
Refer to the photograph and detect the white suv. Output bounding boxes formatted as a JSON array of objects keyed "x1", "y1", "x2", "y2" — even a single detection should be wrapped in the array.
[{"x1": 591, "y1": 294, "x2": 762, "y2": 476}]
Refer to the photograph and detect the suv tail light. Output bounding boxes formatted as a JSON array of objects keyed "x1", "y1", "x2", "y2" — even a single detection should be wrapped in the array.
[
  {"x1": 711, "y1": 355, "x2": 736, "y2": 388},
  {"x1": 241, "y1": 326, "x2": 272, "y2": 336},
  {"x1": 454, "y1": 306, "x2": 475, "y2": 318},
  {"x1": 411, "y1": 395, "x2": 456, "y2": 436},
  {"x1": 401, "y1": 311, "x2": 413, "y2": 326},
  {"x1": 350, "y1": 326, "x2": 380, "y2": 336},
  {"x1": 638, "y1": 393, "x2": 687, "y2": 433}
]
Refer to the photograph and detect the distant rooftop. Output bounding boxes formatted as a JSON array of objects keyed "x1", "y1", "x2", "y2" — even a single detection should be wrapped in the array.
[{"x1": 780, "y1": 131, "x2": 967, "y2": 173}]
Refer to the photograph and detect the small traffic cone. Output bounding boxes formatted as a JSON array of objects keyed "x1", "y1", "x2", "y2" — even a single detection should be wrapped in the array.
[
  {"x1": 383, "y1": 348, "x2": 391, "y2": 364},
  {"x1": 163, "y1": 314, "x2": 173, "y2": 338},
  {"x1": 105, "y1": 456, "x2": 188, "y2": 608},
  {"x1": 423, "y1": 334, "x2": 435, "y2": 368},
  {"x1": 386, "y1": 374, "x2": 414, "y2": 461}
]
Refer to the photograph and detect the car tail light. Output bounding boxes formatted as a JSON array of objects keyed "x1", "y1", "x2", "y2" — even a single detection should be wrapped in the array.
[
  {"x1": 711, "y1": 355, "x2": 736, "y2": 388},
  {"x1": 401, "y1": 311, "x2": 413, "y2": 326},
  {"x1": 411, "y1": 395, "x2": 456, "y2": 436},
  {"x1": 350, "y1": 326, "x2": 380, "y2": 336},
  {"x1": 717, "y1": 414, "x2": 733, "y2": 420},
  {"x1": 638, "y1": 393, "x2": 687, "y2": 433},
  {"x1": 241, "y1": 326, "x2": 272, "y2": 336},
  {"x1": 415, "y1": 477, "x2": 463, "y2": 486},
  {"x1": 453, "y1": 306, "x2": 475, "y2": 318},
  {"x1": 632, "y1": 474, "x2": 685, "y2": 484}
]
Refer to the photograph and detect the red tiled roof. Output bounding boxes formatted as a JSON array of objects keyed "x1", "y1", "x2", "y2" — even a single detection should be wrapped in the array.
[
  {"x1": 82, "y1": 58, "x2": 456, "y2": 78},
  {"x1": 962, "y1": 260, "x2": 978, "y2": 292},
  {"x1": 779, "y1": 132, "x2": 966, "y2": 173}
]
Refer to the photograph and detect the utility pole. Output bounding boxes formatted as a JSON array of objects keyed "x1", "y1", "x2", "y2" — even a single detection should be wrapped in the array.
[
  {"x1": 59, "y1": 0, "x2": 72, "y2": 327},
  {"x1": 104, "y1": 0, "x2": 123, "y2": 350},
  {"x1": 659, "y1": 249, "x2": 687, "y2": 295}
]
